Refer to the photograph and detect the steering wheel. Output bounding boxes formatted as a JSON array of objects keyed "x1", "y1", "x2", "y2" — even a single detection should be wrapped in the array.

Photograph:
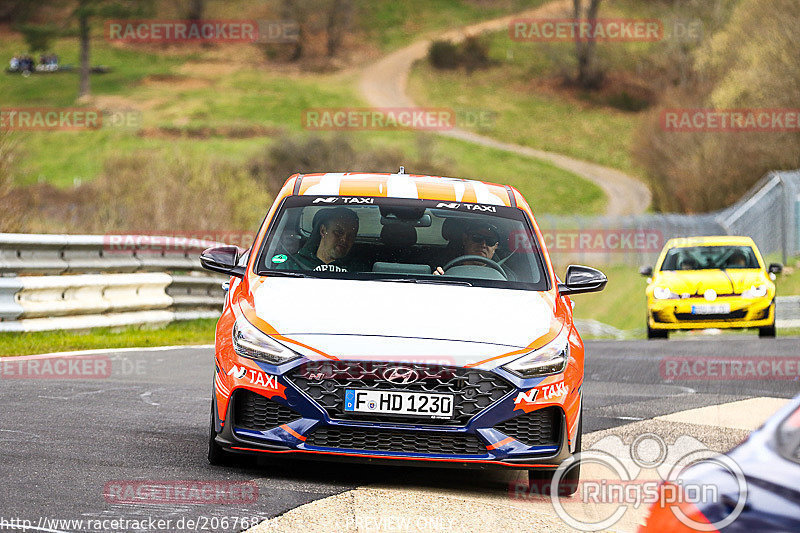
[{"x1": 442, "y1": 255, "x2": 507, "y2": 279}]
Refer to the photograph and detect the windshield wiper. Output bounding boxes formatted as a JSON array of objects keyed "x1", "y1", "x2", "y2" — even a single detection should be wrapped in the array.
[
  {"x1": 264, "y1": 270, "x2": 309, "y2": 278},
  {"x1": 370, "y1": 277, "x2": 473, "y2": 286},
  {"x1": 414, "y1": 278, "x2": 473, "y2": 287}
]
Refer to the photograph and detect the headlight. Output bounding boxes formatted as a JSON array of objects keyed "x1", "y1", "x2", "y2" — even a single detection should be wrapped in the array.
[
  {"x1": 232, "y1": 317, "x2": 300, "y2": 364},
  {"x1": 653, "y1": 287, "x2": 680, "y2": 300},
  {"x1": 741, "y1": 284, "x2": 768, "y2": 299},
  {"x1": 503, "y1": 329, "x2": 569, "y2": 378}
]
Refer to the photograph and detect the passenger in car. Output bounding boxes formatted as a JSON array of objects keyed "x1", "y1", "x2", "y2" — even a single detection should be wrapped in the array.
[{"x1": 275, "y1": 207, "x2": 363, "y2": 272}]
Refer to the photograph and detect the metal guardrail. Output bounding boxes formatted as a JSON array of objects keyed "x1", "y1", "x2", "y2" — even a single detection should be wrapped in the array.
[
  {"x1": 0, "y1": 234, "x2": 228, "y2": 332},
  {"x1": 776, "y1": 296, "x2": 800, "y2": 328},
  {"x1": 542, "y1": 169, "x2": 800, "y2": 266}
]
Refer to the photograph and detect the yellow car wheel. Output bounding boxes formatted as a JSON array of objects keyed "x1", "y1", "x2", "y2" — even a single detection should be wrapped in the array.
[{"x1": 647, "y1": 322, "x2": 668, "y2": 340}]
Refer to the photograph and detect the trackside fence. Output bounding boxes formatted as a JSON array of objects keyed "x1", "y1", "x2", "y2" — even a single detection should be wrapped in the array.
[
  {"x1": 0, "y1": 234, "x2": 226, "y2": 332},
  {"x1": 541, "y1": 170, "x2": 800, "y2": 267}
]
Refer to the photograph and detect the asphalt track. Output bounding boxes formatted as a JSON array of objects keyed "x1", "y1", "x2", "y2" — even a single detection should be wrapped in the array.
[{"x1": 1, "y1": 338, "x2": 798, "y2": 533}]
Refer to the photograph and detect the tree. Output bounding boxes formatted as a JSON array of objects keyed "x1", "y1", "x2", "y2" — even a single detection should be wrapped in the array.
[
  {"x1": 74, "y1": 1, "x2": 150, "y2": 99},
  {"x1": 572, "y1": 0, "x2": 602, "y2": 88},
  {"x1": 185, "y1": 0, "x2": 205, "y2": 21},
  {"x1": 278, "y1": 0, "x2": 351, "y2": 61},
  {"x1": 633, "y1": 0, "x2": 800, "y2": 212},
  {"x1": 325, "y1": 0, "x2": 352, "y2": 58},
  {"x1": 8, "y1": 1, "x2": 150, "y2": 99}
]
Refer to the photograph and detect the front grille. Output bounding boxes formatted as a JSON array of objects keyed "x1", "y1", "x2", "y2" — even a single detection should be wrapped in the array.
[
  {"x1": 288, "y1": 361, "x2": 514, "y2": 425},
  {"x1": 494, "y1": 407, "x2": 561, "y2": 447},
  {"x1": 306, "y1": 426, "x2": 486, "y2": 455},
  {"x1": 233, "y1": 389, "x2": 301, "y2": 431},
  {"x1": 674, "y1": 310, "x2": 747, "y2": 321}
]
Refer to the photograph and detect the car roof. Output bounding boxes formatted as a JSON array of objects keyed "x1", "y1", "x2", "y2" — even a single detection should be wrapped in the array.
[
  {"x1": 291, "y1": 172, "x2": 517, "y2": 207},
  {"x1": 665, "y1": 235, "x2": 757, "y2": 248}
]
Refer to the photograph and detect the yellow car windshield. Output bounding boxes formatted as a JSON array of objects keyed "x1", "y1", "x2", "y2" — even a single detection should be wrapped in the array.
[{"x1": 661, "y1": 245, "x2": 759, "y2": 271}]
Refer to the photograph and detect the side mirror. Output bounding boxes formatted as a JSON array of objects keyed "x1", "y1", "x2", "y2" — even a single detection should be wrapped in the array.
[
  {"x1": 200, "y1": 245, "x2": 246, "y2": 278},
  {"x1": 639, "y1": 266, "x2": 653, "y2": 277},
  {"x1": 558, "y1": 265, "x2": 607, "y2": 296},
  {"x1": 768, "y1": 263, "x2": 783, "y2": 275}
]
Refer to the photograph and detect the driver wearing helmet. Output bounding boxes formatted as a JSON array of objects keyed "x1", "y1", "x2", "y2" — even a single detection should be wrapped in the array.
[{"x1": 433, "y1": 221, "x2": 500, "y2": 275}]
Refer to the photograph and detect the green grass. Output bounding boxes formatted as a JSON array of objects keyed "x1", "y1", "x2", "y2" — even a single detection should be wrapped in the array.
[
  {"x1": 3, "y1": 29, "x2": 605, "y2": 215},
  {"x1": 407, "y1": 0, "x2": 737, "y2": 178},
  {"x1": 0, "y1": 36, "x2": 189, "y2": 106},
  {"x1": 570, "y1": 264, "x2": 648, "y2": 333},
  {"x1": 408, "y1": 34, "x2": 642, "y2": 175},
  {"x1": 0, "y1": 319, "x2": 216, "y2": 357},
  {"x1": 356, "y1": 0, "x2": 548, "y2": 51},
  {"x1": 425, "y1": 134, "x2": 606, "y2": 214}
]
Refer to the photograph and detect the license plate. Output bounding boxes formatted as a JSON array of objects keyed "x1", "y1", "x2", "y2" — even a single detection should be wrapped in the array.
[
  {"x1": 691, "y1": 304, "x2": 731, "y2": 315},
  {"x1": 344, "y1": 389, "x2": 454, "y2": 419}
]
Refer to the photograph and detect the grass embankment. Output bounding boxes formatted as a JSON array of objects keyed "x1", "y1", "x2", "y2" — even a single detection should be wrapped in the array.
[
  {"x1": 0, "y1": 319, "x2": 216, "y2": 357},
  {"x1": 407, "y1": 0, "x2": 726, "y2": 177},
  {"x1": 358, "y1": 0, "x2": 549, "y2": 51},
  {"x1": 1, "y1": 27, "x2": 604, "y2": 215}
]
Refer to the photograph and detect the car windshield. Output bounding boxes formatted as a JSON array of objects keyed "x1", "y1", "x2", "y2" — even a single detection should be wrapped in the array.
[
  {"x1": 255, "y1": 196, "x2": 549, "y2": 290},
  {"x1": 660, "y1": 245, "x2": 760, "y2": 271}
]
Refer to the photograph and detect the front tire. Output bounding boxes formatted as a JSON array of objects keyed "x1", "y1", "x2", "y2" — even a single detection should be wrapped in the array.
[
  {"x1": 208, "y1": 400, "x2": 232, "y2": 466},
  {"x1": 759, "y1": 324, "x2": 776, "y2": 338},
  {"x1": 530, "y1": 408, "x2": 582, "y2": 496},
  {"x1": 647, "y1": 323, "x2": 668, "y2": 340}
]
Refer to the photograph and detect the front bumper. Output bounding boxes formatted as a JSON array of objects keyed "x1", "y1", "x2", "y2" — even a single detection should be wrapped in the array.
[
  {"x1": 212, "y1": 361, "x2": 580, "y2": 470},
  {"x1": 647, "y1": 297, "x2": 774, "y2": 331}
]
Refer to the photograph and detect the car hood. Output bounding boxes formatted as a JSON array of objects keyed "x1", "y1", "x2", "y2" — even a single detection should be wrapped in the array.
[
  {"x1": 251, "y1": 277, "x2": 557, "y2": 360},
  {"x1": 654, "y1": 269, "x2": 768, "y2": 296}
]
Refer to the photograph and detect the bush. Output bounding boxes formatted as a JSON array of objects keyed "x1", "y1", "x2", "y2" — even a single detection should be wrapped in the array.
[
  {"x1": 460, "y1": 36, "x2": 490, "y2": 74},
  {"x1": 428, "y1": 40, "x2": 460, "y2": 70},
  {"x1": 247, "y1": 134, "x2": 455, "y2": 196},
  {"x1": 78, "y1": 152, "x2": 270, "y2": 234},
  {"x1": 633, "y1": 0, "x2": 800, "y2": 213},
  {"x1": 428, "y1": 36, "x2": 492, "y2": 73}
]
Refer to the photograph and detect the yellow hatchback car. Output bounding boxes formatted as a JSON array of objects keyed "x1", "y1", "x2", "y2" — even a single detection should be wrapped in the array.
[{"x1": 640, "y1": 236, "x2": 782, "y2": 339}]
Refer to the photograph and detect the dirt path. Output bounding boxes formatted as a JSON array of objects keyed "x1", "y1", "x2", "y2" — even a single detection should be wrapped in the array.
[{"x1": 358, "y1": 0, "x2": 652, "y2": 216}]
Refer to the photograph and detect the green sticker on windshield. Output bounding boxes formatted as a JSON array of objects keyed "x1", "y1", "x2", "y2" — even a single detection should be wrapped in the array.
[{"x1": 271, "y1": 254, "x2": 288, "y2": 264}]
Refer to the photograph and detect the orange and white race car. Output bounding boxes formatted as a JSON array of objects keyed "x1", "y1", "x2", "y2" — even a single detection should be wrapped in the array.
[{"x1": 201, "y1": 170, "x2": 606, "y2": 492}]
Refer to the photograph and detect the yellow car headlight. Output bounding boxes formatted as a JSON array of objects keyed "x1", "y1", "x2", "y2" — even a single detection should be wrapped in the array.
[
  {"x1": 741, "y1": 284, "x2": 768, "y2": 299},
  {"x1": 653, "y1": 287, "x2": 680, "y2": 300}
]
